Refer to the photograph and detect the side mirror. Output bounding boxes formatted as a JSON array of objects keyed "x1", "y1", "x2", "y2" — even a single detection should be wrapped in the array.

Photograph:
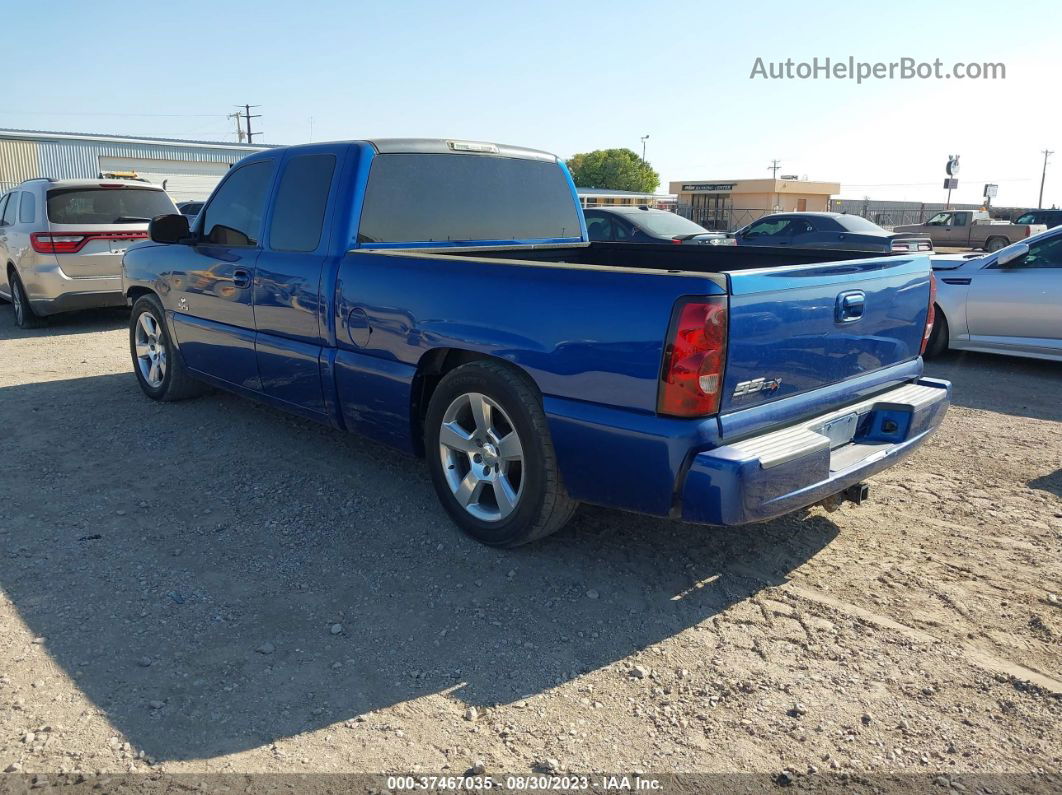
[
  {"x1": 149, "y1": 213, "x2": 190, "y2": 244},
  {"x1": 996, "y1": 242, "x2": 1029, "y2": 267}
]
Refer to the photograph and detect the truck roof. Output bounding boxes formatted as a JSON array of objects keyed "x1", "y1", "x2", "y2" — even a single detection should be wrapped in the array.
[{"x1": 278, "y1": 138, "x2": 558, "y2": 163}]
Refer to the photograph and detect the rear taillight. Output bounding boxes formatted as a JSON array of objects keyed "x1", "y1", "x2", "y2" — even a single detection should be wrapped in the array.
[
  {"x1": 920, "y1": 273, "x2": 937, "y2": 355},
  {"x1": 31, "y1": 232, "x2": 86, "y2": 253},
  {"x1": 891, "y1": 240, "x2": 910, "y2": 252},
  {"x1": 671, "y1": 237, "x2": 683, "y2": 245},
  {"x1": 658, "y1": 297, "x2": 728, "y2": 417},
  {"x1": 30, "y1": 230, "x2": 147, "y2": 254}
]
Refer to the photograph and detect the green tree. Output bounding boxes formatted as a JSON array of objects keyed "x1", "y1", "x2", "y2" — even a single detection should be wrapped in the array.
[{"x1": 566, "y1": 148, "x2": 660, "y2": 193}]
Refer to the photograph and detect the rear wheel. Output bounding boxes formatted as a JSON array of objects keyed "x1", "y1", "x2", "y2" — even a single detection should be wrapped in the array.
[
  {"x1": 129, "y1": 294, "x2": 209, "y2": 401},
  {"x1": 923, "y1": 307, "x2": 949, "y2": 358},
  {"x1": 425, "y1": 360, "x2": 577, "y2": 547},
  {"x1": 9, "y1": 270, "x2": 45, "y2": 329},
  {"x1": 984, "y1": 237, "x2": 1008, "y2": 253}
]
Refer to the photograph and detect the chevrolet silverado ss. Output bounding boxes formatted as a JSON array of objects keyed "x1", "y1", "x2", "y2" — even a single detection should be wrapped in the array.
[{"x1": 122, "y1": 139, "x2": 950, "y2": 547}]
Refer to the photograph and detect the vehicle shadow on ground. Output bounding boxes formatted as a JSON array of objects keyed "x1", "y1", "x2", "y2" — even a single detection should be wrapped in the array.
[
  {"x1": 1028, "y1": 469, "x2": 1062, "y2": 498},
  {"x1": 0, "y1": 305, "x2": 128, "y2": 340},
  {"x1": 924, "y1": 351, "x2": 1061, "y2": 423},
  {"x1": 0, "y1": 372, "x2": 839, "y2": 762}
]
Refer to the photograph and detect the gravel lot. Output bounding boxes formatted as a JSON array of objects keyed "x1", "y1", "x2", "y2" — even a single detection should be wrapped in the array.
[{"x1": 0, "y1": 306, "x2": 1059, "y2": 781}]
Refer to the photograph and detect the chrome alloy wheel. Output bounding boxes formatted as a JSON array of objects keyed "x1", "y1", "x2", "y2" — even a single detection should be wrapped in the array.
[
  {"x1": 438, "y1": 392, "x2": 524, "y2": 522},
  {"x1": 134, "y1": 311, "x2": 167, "y2": 389}
]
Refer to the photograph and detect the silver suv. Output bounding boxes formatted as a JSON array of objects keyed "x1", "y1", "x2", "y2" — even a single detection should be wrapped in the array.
[{"x1": 0, "y1": 178, "x2": 177, "y2": 327}]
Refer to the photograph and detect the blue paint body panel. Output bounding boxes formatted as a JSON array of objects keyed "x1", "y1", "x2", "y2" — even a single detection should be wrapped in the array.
[{"x1": 122, "y1": 138, "x2": 951, "y2": 530}]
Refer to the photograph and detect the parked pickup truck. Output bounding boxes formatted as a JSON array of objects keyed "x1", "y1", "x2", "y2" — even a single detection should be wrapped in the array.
[
  {"x1": 123, "y1": 138, "x2": 950, "y2": 547},
  {"x1": 894, "y1": 210, "x2": 1046, "y2": 252}
]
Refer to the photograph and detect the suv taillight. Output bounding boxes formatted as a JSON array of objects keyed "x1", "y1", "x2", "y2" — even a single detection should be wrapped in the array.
[
  {"x1": 658, "y1": 297, "x2": 728, "y2": 417},
  {"x1": 30, "y1": 230, "x2": 148, "y2": 254},
  {"x1": 31, "y1": 232, "x2": 86, "y2": 253},
  {"x1": 920, "y1": 273, "x2": 937, "y2": 355}
]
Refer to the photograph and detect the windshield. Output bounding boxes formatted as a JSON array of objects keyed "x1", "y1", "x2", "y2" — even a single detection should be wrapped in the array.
[
  {"x1": 631, "y1": 211, "x2": 709, "y2": 237},
  {"x1": 835, "y1": 215, "x2": 883, "y2": 232},
  {"x1": 1015, "y1": 213, "x2": 1038, "y2": 224},
  {"x1": 358, "y1": 154, "x2": 582, "y2": 244},
  {"x1": 47, "y1": 187, "x2": 176, "y2": 225}
]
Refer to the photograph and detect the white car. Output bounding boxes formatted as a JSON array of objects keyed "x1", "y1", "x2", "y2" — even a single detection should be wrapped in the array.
[{"x1": 926, "y1": 225, "x2": 1062, "y2": 361}]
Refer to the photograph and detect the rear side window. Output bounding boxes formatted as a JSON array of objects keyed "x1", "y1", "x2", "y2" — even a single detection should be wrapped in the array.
[
  {"x1": 46, "y1": 188, "x2": 176, "y2": 225},
  {"x1": 19, "y1": 192, "x2": 35, "y2": 224},
  {"x1": 269, "y1": 154, "x2": 336, "y2": 252},
  {"x1": 201, "y1": 161, "x2": 275, "y2": 246},
  {"x1": 358, "y1": 154, "x2": 582, "y2": 244},
  {"x1": 2, "y1": 193, "x2": 18, "y2": 225}
]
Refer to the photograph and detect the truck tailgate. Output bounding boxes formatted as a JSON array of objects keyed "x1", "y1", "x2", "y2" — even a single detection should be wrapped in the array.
[{"x1": 721, "y1": 255, "x2": 930, "y2": 415}]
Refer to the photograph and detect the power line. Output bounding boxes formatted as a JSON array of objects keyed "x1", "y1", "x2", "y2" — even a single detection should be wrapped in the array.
[{"x1": 4, "y1": 110, "x2": 227, "y2": 118}]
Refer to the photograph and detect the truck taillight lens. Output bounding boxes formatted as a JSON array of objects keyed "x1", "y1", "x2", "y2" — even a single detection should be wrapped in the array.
[
  {"x1": 920, "y1": 273, "x2": 937, "y2": 355},
  {"x1": 658, "y1": 297, "x2": 728, "y2": 417}
]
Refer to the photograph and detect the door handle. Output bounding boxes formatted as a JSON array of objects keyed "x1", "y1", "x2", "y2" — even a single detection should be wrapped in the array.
[{"x1": 233, "y1": 269, "x2": 252, "y2": 288}]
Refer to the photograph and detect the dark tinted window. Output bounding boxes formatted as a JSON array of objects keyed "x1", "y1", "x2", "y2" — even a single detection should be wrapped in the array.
[
  {"x1": 358, "y1": 154, "x2": 581, "y2": 244},
  {"x1": 19, "y1": 192, "x2": 36, "y2": 224},
  {"x1": 2, "y1": 193, "x2": 18, "y2": 225},
  {"x1": 269, "y1": 154, "x2": 336, "y2": 252},
  {"x1": 202, "y1": 161, "x2": 274, "y2": 246},
  {"x1": 584, "y1": 213, "x2": 612, "y2": 241},
  {"x1": 835, "y1": 215, "x2": 883, "y2": 232},
  {"x1": 46, "y1": 187, "x2": 176, "y2": 224}
]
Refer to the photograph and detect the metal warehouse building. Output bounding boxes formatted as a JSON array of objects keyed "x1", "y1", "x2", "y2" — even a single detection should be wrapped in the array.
[{"x1": 0, "y1": 128, "x2": 271, "y2": 202}]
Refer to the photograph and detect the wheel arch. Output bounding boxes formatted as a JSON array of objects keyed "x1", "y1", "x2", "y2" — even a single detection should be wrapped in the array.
[{"x1": 409, "y1": 348, "x2": 540, "y2": 457}]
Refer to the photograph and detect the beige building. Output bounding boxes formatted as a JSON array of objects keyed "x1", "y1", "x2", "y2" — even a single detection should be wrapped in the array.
[{"x1": 669, "y1": 177, "x2": 840, "y2": 230}]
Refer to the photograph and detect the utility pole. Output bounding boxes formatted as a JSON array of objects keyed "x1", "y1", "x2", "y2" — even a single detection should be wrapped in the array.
[
  {"x1": 640, "y1": 134, "x2": 650, "y2": 162},
  {"x1": 227, "y1": 112, "x2": 245, "y2": 143},
  {"x1": 768, "y1": 159, "x2": 781, "y2": 179},
  {"x1": 239, "y1": 104, "x2": 262, "y2": 143},
  {"x1": 1039, "y1": 149, "x2": 1054, "y2": 209}
]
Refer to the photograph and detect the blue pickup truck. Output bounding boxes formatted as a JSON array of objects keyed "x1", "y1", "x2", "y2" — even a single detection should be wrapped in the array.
[{"x1": 123, "y1": 138, "x2": 950, "y2": 547}]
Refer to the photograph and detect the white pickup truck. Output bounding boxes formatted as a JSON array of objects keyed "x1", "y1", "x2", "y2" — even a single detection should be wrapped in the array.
[{"x1": 894, "y1": 210, "x2": 1046, "y2": 252}]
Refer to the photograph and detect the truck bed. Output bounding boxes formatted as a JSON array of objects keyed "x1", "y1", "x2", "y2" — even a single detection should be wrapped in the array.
[{"x1": 427, "y1": 240, "x2": 889, "y2": 273}]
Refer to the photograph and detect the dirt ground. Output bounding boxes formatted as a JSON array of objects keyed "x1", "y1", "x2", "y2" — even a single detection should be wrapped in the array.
[{"x1": 0, "y1": 305, "x2": 1059, "y2": 784}]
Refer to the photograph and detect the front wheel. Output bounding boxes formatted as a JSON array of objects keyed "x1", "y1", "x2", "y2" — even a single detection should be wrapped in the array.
[
  {"x1": 129, "y1": 294, "x2": 209, "y2": 401},
  {"x1": 425, "y1": 361, "x2": 578, "y2": 547}
]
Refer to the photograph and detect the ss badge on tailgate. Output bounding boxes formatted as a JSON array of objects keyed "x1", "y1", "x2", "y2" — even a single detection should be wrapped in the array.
[{"x1": 733, "y1": 377, "x2": 782, "y2": 398}]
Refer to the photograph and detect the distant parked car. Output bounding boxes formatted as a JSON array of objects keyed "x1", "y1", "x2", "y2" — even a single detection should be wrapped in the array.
[
  {"x1": 926, "y1": 225, "x2": 1062, "y2": 361},
  {"x1": 583, "y1": 206, "x2": 732, "y2": 245},
  {"x1": 176, "y1": 201, "x2": 205, "y2": 222},
  {"x1": 0, "y1": 178, "x2": 177, "y2": 327},
  {"x1": 894, "y1": 210, "x2": 1046, "y2": 252},
  {"x1": 734, "y1": 212, "x2": 933, "y2": 254},
  {"x1": 1013, "y1": 208, "x2": 1062, "y2": 229}
]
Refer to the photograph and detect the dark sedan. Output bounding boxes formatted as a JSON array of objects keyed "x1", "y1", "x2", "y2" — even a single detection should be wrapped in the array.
[
  {"x1": 734, "y1": 212, "x2": 933, "y2": 254},
  {"x1": 584, "y1": 206, "x2": 732, "y2": 245}
]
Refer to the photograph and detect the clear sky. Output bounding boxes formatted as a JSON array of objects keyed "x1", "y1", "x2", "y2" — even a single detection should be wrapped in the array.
[{"x1": 5, "y1": 0, "x2": 1060, "y2": 207}]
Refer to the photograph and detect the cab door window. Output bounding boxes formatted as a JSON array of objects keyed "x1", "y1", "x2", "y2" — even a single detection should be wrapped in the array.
[{"x1": 201, "y1": 162, "x2": 275, "y2": 246}]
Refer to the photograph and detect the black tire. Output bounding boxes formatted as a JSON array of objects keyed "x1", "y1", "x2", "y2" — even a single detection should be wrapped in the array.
[
  {"x1": 129, "y1": 294, "x2": 209, "y2": 402},
  {"x1": 984, "y1": 237, "x2": 1008, "y2": 253},
  {"x1": 923, "y1": 306, "x2": 949, "y2": 359},
  {"x1": 9, "y1": 269, "x2": 45, "y2": 329},
  {"x1": 424, "y1": 360, "x2": 578, "y2": 547}
]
